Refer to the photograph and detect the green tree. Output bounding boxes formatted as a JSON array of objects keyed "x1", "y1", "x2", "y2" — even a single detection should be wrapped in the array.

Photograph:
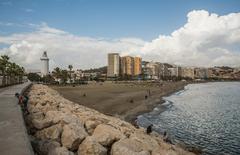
[
  {"x1": 27, "y1": 73, "x2": 41, "y2": 82},
  {"x1": 61, "y1": 69, "x2": 68, "y2": 84},
  {"x1": 52, "y1": 67, "x2": 62, "y2": 83}
]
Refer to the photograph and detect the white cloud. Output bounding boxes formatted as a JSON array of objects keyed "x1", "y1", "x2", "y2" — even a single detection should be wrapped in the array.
[
  {"x1": 0, "y1": 23, "x2": 144, "y2": 70},
  {"x1": 24, "y1": 8, "x2": 34, "y2": 13},
  {"x1": 141, "y1": 10, "x2": 240, "y2": 67},
  {"x1": 0, "y1": 10, "x2": 240, "y2": 71}
]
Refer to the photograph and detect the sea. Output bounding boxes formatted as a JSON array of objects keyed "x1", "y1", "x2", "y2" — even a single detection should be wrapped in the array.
[{"x1": 137, "y1": 82, "x2": 240, "y2": 155}]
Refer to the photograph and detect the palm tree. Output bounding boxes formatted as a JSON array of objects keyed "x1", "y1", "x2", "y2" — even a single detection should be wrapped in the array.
[
  {"x1": 52, "y1": 67, "x2": 62, "y2": 84},
  {"x1": 61, "y1": 69, "x2": 68, "y2": 84},
  {"x1": 68, "y1": 65, "x2": 73, "y2": 84},
  {"x1": 0, "y1": 55, "x2": 10, "y2": 86}
]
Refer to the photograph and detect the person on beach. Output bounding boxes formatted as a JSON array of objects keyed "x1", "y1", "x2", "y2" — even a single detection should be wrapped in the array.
[
  {"x1": 146, "y1": 124, "x2": 153, "y2": 134},
  {"x1": 145, "y1": 95, "x2": 148, "y2": 99}
]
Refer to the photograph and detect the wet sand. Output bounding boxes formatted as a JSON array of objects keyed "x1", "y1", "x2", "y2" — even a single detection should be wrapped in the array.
[{"x1": 51, "y1": 81, "x2": 188, "y2": 123}]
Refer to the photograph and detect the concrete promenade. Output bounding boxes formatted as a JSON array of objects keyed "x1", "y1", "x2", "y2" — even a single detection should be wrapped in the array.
[{"x1": 0, "y1": 82, "x2": 33, "y2": 155}]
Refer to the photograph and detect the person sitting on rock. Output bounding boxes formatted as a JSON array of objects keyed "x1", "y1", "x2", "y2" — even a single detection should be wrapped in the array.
[
  {"x1": 146, "y1": 124, "x2": 153, "y2": 134},
  {"x1": 133, "y1": 118, "x2": 139, "y2": 128},
  {"x1": 15, "y1": 93, "x2": 29, "y2": 114},
  {"x1": 15, "y1": 93, "x2": 23, "y2": 104},
  {"x1": 22, "y1": 95, "x2": 29, "y2": 114},
  {"x1": 163, "y1": 131, "x2": 172, "y2": 144}
]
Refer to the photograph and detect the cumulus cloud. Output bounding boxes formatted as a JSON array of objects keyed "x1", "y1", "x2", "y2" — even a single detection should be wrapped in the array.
[
  {"x1": 0, "y1": 23, "x2": 144, "y2": 70},
  {"x1": 0, "y1": 10, "x2": 240, "y2": 71},
  {"x1": 141, "y1": 10, "x2": 240, "y2": 67}
]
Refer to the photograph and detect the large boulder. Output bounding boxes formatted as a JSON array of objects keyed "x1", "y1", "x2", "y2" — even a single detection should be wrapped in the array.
[
  {"x1": 48, "y1": 147, "x2": 74, "y2": 155},
  {"x1": 111, "y1": 138, "x2": 150, "y2": 155},
  {"x1": 61, "y1": 123, "x2": 88, "y2": 151},
  {"x1": 31, "y1": 139, "x2": 60, "y2": 155},
  {"x1": 84, "y1": 118, "x2": 108, "y2": 135},
  {"x1": 45, "y1": 110, "x2": 83, "y2": 125},
  {"x1": 130, "y1": 131, "x2": 161, "y2": 154},
  {"x1": 78, "y1": 136, "x2": 107, "y2": 155},
  {"x1": 35, "y1": 124, "x2": 63, "y2": 141},
  {"x1": 92, "y1": 124, "x2": 125, "y2": 146},
  {"x1": 31, "y1": 118, "x2": 53, "y2": 130}
]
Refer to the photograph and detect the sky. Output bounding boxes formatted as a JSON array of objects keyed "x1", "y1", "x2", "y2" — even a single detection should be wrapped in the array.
[{"x1": 0, "y1": 0, "x2": 240, "y2": 70}]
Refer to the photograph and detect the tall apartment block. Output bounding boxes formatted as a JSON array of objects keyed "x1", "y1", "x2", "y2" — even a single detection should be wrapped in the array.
[
  {"x1": 107, "y1": 53, "x2": 120, "y2": 77},
  {"x1": 134, "y1": 57, "x2": 142, "y2": 75},
  {"x1": 121, "y1": 56, "x2": 134, "y2": 75}
]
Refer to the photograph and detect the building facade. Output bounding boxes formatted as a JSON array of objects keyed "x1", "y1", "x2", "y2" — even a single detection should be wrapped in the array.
[
  {"x1": 107, "y1": 53, "x2": 120, "y2": 77},
  {"x1": 168, "y1": 66, "x2": 182, "y2": 77},
  {"x1": 182, "y1": 67, "x2": 195, "y2": 79},
  {"x1": 121, "y1": 56, "x2": 134, "y2": 76},
  {"x1": 194, "y1": 68, "x2": 208, "y2": 79},
  {"x1": 133, "y1": 57, "x2": 142, "y2": 76}
]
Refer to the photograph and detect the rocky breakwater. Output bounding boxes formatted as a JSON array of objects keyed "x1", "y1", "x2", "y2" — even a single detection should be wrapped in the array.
[{"x1": 25, "y1": 84, "x2": 195, "y2": 155}]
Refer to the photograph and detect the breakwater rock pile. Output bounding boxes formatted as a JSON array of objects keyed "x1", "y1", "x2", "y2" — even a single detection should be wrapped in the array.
[{"x1": 26, "y1": 84, "x2": 195, "y2": 155}]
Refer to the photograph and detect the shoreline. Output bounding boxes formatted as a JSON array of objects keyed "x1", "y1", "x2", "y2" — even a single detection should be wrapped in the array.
[
  {"x1": 124, "y1": 82, "x2": 188, "y2": 123},
  {"x1": 51, "y1": 81, "x2": 189, "y2": 124}
]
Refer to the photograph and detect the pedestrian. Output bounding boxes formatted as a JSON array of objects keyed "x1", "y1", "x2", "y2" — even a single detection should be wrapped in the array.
[{"x1": 145, "y1": 95, "x2": 148, "y2": 99}]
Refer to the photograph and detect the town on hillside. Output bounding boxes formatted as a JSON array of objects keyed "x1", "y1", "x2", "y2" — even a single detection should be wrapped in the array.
[{"x1": 25, "y1": 51, "x2": 240, "y2": 84}]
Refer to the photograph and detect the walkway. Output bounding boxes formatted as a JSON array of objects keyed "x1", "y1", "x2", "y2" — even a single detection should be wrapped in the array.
[{"x1": 0, "y1": 82, "x2": 33, "y2": 155}]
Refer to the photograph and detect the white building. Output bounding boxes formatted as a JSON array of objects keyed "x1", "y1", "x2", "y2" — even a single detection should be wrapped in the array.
[
  {"x1": 107, "y1": 53, "x2": 120, "y2": 77},
  {"x1": 40, "y1": 51, "x2": 49, "y2": 76},
  {"x1": 168, "y1": 66, "x2": 182, "y2": 77}
]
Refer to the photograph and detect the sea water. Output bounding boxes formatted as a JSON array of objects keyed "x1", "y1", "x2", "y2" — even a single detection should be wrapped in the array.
[{"x1": 138, "y1": 82, "x2": 240, "y2": 155}]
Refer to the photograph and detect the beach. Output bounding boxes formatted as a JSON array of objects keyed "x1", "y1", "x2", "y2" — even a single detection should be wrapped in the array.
[{"x1": 51, "y1": 81, "x2": 188, "y2": 122}]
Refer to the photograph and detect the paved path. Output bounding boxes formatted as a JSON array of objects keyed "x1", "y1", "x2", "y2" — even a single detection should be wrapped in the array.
[{"x1": 0, "y1": 82, "x2": 33, "y2": 155}]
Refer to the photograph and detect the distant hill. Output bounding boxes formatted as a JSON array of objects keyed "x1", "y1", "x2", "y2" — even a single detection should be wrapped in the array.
[{"x1": 83, "y1": 66, "x2": 107, "y2": 73}]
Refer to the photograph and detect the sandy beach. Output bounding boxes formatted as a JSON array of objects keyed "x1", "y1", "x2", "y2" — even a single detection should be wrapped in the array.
[{"x1": 51, "y1": 81, "x2": 188, "y2": 122}]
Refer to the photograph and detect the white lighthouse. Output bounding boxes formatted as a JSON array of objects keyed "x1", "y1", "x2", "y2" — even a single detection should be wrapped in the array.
[{"x1": 40, "y1": 51, "x2": 49, "y2": 76}]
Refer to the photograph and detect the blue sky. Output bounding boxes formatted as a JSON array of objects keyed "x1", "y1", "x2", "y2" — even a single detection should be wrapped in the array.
[
  {"x1": 0, "y1": 0, "x2": 240, "y2": 69},
  {"x1": 1, "y1": 0, "x2": 240, "y2": 40}
]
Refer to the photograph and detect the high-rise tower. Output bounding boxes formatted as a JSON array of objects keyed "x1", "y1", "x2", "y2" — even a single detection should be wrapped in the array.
[
  {"x1": 107, "y1": 53, "x2": 120, "y2": 77},
  {"x1": 40, "y1": 51, "x2": 49, "y2": 76}
]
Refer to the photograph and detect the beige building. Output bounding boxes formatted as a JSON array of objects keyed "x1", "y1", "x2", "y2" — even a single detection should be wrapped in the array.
[
  {"x1": 182, "y1": 67, "x2": 195, "y2": 79},
  {"x1": 133, "y1": 57, "x2": 142, "y2": 76},
  {"x1": 121, "y1": 56, "x2": 134, "y2": 75},
  {"x1": 107, "y1": 53, "x2": 120, "y2": 77}
]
